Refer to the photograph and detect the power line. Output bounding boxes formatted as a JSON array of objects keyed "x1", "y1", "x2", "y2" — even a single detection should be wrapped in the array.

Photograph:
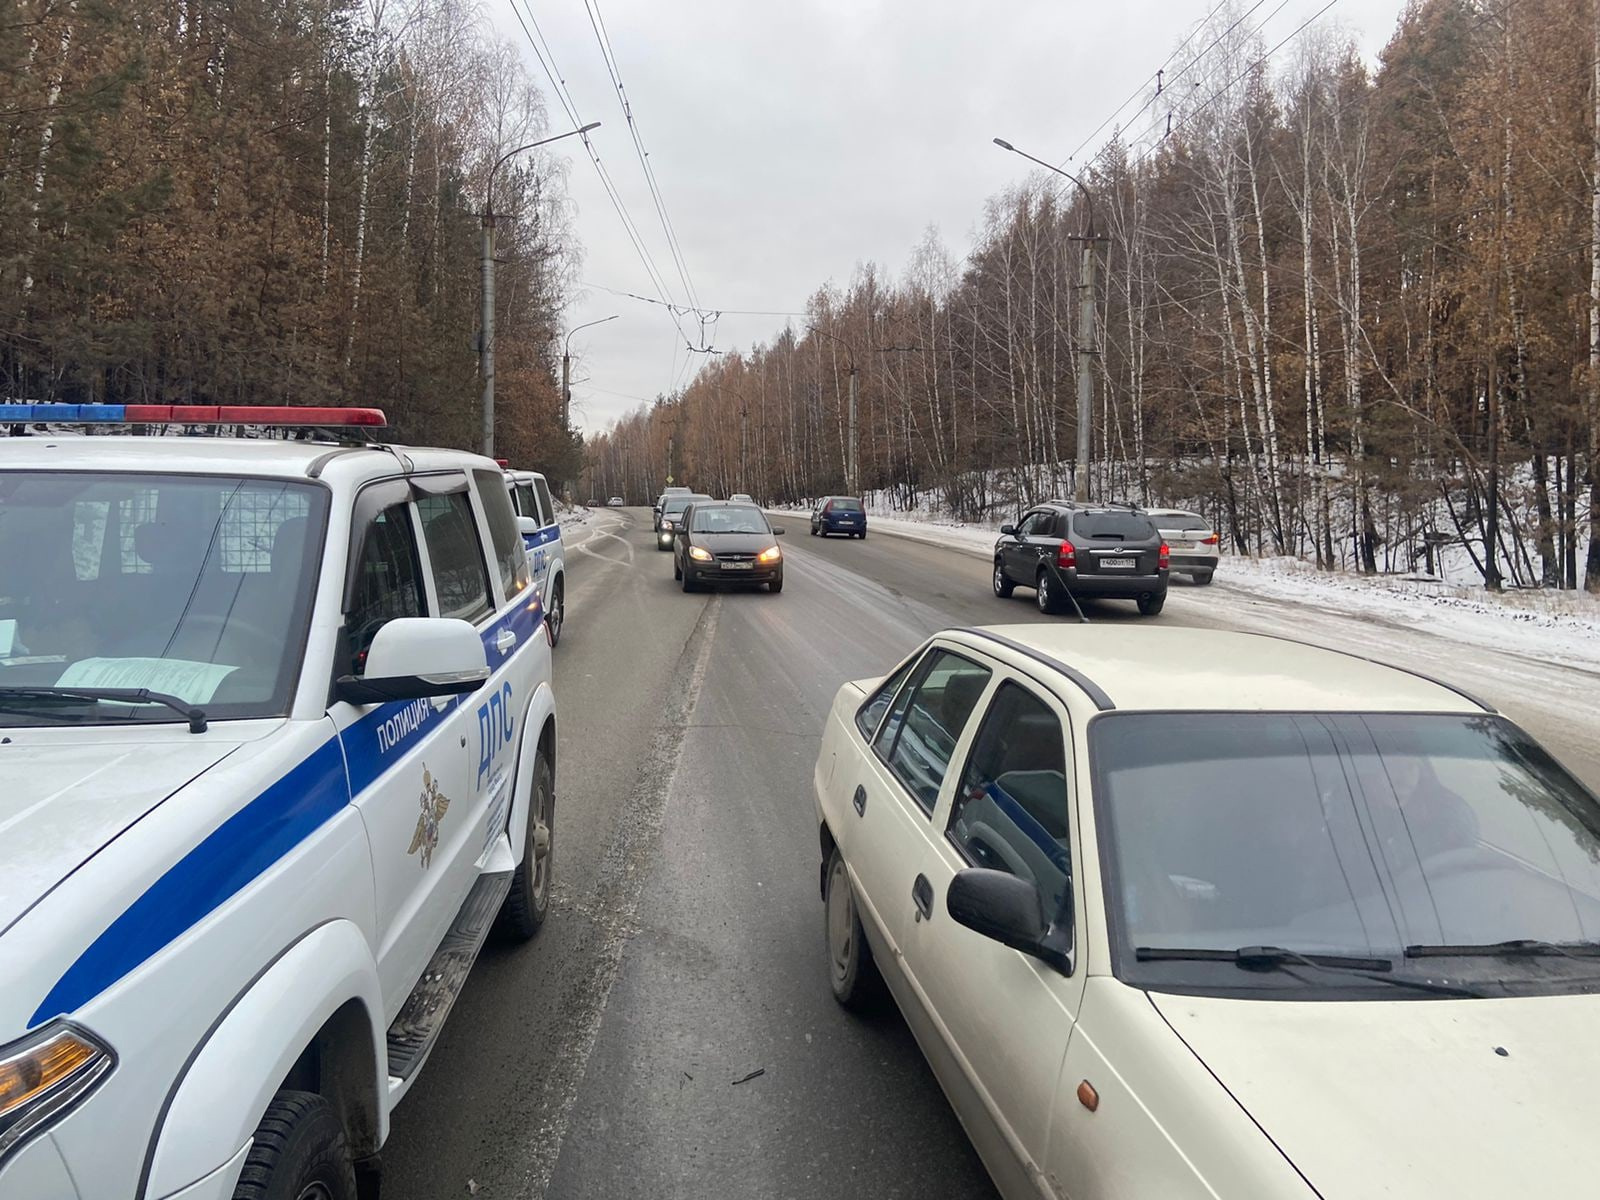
[
  {"x1": 582, "y1": 0, "x2": 704, "y2": 320},
  {"x1": 1056, "y1": 0, "x2": 1239, "y2": 168},
  {"x1": 1133, "y1": 0, "x2": 1343, "y2": 169},
  {"x1": 505, "y1": 0, "x2": 698, "y2": 351},
  {"x1": 580, "y1": 280, "x2": 813, "y2": 319}
]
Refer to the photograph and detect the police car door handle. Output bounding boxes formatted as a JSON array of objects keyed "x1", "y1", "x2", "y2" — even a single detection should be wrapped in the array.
[{"x1": 496, "y1": 628, "x2": 517, "y2": 655}]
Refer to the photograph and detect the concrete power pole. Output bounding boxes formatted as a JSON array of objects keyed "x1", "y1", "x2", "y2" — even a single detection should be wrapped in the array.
[
  {"x1": 1074, "y1": 237, "x2": 1096, "y2": 501},
  {"x1": 479, "y1": 214, "x2": 496, "y2": 457},
  {"x1": 561, "y1": 350, "x2": 571, "y2": 432},
  {"x1": 847, "y1": 365, "x2": 859, "y2": 496}
]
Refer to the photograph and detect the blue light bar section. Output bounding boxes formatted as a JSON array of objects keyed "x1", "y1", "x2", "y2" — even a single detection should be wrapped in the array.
[{"x1": 0, "y1": 404, "x2": 128, "y2": 422}]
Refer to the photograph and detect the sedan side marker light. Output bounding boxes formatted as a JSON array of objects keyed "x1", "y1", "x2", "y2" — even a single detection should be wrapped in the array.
[{"x1": 1077, "y1": 1080, "x2": 1099, "y2": 1112}]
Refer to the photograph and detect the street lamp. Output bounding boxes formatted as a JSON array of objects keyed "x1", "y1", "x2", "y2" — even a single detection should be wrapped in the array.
[
  {"x1": 480, "y1": 121, "x2": 601, "y2": 457},
  {"x1": 995, "y1": 136, "x2": 1102, "y2": 501},
  {"x1": 562, "y1": 314, "x2": 619, "y2": 432}
]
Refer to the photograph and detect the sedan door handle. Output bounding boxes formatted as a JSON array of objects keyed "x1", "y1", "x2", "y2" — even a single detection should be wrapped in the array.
[
  {"x1": 912, "y1": 874, "x2": 934, "y2": 923},
  {"x1": 852, "y1": 784, "x2": 867, "y2": 817}
]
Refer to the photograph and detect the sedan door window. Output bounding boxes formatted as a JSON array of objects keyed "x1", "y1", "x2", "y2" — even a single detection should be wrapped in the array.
[
  {"x1": 949, "y1": 682, "x2": 1071, "y2": 914},
  {"x1": 857, "y1": 654, "x2": 921, "y2": 740},
  {"x1": 880, "y1": 651, "x2": 992, "y2": 813}
]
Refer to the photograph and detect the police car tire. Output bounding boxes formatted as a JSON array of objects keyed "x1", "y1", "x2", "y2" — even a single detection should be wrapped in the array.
[
  {"x1": 548, "y1": 577, "x2": 565, "y2": 647},
  {"x1": 497, "y1": 753, "x2": 554, "y2": 942},
  {"x1": 233, "y1": 1091, "x2": 356, "y2": 1200}
]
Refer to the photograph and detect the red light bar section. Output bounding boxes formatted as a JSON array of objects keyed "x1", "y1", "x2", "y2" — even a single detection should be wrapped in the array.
[{"x1": 121, "y1": 405, "x2": 387, "y2": 426}]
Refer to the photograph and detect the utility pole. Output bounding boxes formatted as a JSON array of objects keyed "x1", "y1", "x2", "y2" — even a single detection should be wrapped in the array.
[
  {"x1": 847, "y1": 365, "x2": 859, "y2": 496},
  {"x1": 479, "y1": 213, "x2": 496, "y2": 456},
  {"x1": 1074, "y1": 237, "x2": 1097, "y2": 502},
  {"x1": 479, "y1": 122, "x2": 598, "y2": 458},
  {"x1": 994, "y1": 137, "x2": 1102, "y2": 502}
]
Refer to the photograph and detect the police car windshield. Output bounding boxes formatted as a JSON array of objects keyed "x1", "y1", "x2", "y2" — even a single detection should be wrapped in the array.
[{"x1": 0, "y1": 471, "x2": 327, "y2": 724}]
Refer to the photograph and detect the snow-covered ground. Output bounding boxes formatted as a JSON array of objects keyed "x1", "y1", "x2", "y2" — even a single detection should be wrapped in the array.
[{"x1": 772, "y1": 506, "x2": 1600, "y2": 674}]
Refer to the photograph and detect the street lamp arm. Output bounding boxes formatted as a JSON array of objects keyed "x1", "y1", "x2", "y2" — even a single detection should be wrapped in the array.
[
  {"x1": 565, "y1": 313, "x2": 619, "y2": 357},
  {"x1": 992, "y1": 137, "x2": 1097, "y2": 238},
  {"x1": 487, "y1": 121, "x2": 601, "y2": 215}
]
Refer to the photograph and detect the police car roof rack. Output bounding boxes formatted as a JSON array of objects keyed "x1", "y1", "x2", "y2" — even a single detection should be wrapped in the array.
[{"x1": 0, "y1": 403, "x2": 389, "y2": 444}]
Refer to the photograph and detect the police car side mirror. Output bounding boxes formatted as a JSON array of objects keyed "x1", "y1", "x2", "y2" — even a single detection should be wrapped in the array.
[
  {"x1": 337, "y1": 618, "x2": 490, "y2": 706},
  {"x1": 516, "y1": 515, "x2": 540, "y2": 536}
]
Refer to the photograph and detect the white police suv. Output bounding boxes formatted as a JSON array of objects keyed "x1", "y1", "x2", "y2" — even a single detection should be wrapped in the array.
[
  {"x1": 0, "y1": 405, "x2": 556, "y2": 1200},
  {"x1": 504, "y1": 469, "x2": 566, "y2": 647}
]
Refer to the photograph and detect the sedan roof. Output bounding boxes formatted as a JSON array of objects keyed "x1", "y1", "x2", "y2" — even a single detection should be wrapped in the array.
[{"x1": 957, "y1": 626, "x2": 1487, "y2": 716}]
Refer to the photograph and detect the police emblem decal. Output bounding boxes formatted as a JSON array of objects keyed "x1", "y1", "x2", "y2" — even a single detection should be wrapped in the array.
[{"x1": 407, "y1": 766, "x2": 452, "y2": 869}]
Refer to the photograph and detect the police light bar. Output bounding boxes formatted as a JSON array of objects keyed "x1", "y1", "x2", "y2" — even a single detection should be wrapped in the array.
[{"x1": 0, "y1": 404, "x2": 388, "y2": 426}]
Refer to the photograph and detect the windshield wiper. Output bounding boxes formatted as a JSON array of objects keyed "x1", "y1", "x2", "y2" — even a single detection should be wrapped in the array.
[
  {"x1": 1136, "y1": 944, "x2": 1483, "y2": 998},
  {"x1": 1137, "y1": 945, "x2": 1392, "y2": 971},
  {"x1": 1406, "y1": 939, "x2": 1600, "y2": 961},
  {"x1": 0, "y1": 686, "x2": 208, "y2": 733}
]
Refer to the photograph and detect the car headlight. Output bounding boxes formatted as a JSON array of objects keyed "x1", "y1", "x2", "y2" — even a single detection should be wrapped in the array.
[
  {"x1": 689, "y1": 546, "x2": 714, "y2": 562},
  {"x1": 0, "y1": 1023, "x2": 115, "y2": 1163},
  {"x1": 757, "y1": 545, "x2": 782, "y2": 563}
]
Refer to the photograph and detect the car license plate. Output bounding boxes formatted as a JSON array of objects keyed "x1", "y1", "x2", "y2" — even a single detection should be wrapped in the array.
[
  {"x1": 721, "y1": 561, "x2": 753, "y2": 570},
  {"x1": 1101, "y1": 557, "x2": 1135, "y2": 569},
  {"x1": 1170, "y1": 540, "x2": 1193, "y2": 550}
]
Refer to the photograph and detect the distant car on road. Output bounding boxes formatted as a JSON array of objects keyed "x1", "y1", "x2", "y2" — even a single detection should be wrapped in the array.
[
  {"x1": 654, "y1": 485, "x2": 692, "y2": 532},
  {"x1": 729, "y1": 492, "x2": 754, "y2": 504},
  {"x1": 814, "y1": 624, "x2": 1600, "y2": 1200},
  {"x1": 993, "y1": 501, "x2": 1168, "y2": 616},
  {"x1": 656, "y1": 492, "x2": 712, "y2": 550},
  {"x1": 672, "y1": 501, "x2": 785, "y2": 593},
  {"x1": 607, "y1": 496, "x2": 624, "y2": 507},
  {"x1": 810, "y1": 496, "x2": 867, "y2": 538},
  {"x1": 1147, "y1": 507, "x2": 1220, "y2": 584}
]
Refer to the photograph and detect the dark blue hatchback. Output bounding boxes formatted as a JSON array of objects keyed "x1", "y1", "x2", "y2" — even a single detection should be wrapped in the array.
[{"x1": 810, "y1": 496, "x2": 868, "y2": 538}]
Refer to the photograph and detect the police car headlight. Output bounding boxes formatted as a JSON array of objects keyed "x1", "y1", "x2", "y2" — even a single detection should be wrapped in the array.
[{"x1": 0, "y1": 1023, "x2": 115, "y2": 1163}]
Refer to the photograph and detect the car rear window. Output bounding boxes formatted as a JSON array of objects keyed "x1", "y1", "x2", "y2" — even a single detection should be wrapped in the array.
[
  {"x1": 1074, "y1": 512, "x2": 1157, "y2": 540},
  {"x1": 664, "y1": 494, "x2": 711, "y2": 516},
  {"x1": 830, "y1": 498, "x2": 864, "y2": 512}
]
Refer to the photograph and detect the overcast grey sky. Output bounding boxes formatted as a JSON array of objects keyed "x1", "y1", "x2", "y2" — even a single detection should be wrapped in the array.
[{"x1": 490, "y1": 0, "x2": 1409, "y2": 434}]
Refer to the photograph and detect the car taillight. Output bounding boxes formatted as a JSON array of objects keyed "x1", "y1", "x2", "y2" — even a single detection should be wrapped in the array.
[
  {"x1": 823, "y1": 501, "x2": 834, "y2": 515},
  {"x1": 1159, "y1": 542, "x2": 1171, "y2": 570},
  {"x1": 1057, "y1": 541, "x2": 1076, "y2": 569},
  {"x1": 1201, "y1": 533, "x2": 1219, "y2": 546}
]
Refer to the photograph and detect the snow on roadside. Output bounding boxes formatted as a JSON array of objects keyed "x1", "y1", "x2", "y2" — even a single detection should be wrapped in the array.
[
  {"x1": 772, "y1": 506, "x2": 1600, "y2": 673},
  {"x1": 556, "y1": 502, "x2": 593, "y2": 530}
]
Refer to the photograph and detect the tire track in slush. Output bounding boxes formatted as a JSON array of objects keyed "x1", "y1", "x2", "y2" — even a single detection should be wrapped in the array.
[{"x1": 518, "y1": 591, "x2": 722, "y2": 1196}]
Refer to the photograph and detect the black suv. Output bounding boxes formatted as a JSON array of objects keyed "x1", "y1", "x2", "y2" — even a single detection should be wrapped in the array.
[{"x1": 993, "y1": 501, "x2": 1169, "y2": 616}]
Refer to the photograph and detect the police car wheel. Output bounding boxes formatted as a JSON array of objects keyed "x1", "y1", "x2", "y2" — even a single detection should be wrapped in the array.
[
  {"x1": 233, "y1": 1091, "x2": 355, "y2": 1200},
  {"x1": 547, "y1": 577, "x2": 565, "y2": 647},
  {"x1": 496, "y1": 752, "x2": 554, "y2": 941}
]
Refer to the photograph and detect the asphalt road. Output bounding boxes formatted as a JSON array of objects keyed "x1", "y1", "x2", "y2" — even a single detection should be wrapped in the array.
[{"x1": 384, "y1": 507, "x2": 1599, "y2": 1200}]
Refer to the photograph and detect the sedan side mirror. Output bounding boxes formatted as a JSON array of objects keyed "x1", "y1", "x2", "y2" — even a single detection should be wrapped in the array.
[
  {"x1": 771, "y1": 526, "x2": 786, "y2": 536},
  {"x1": 336, "y1": 617, "x2": 490, "y2": 705},
  {"x1": 947, "y1": 869, "x2": 1071, "y2": 972},
  {"x1": 999, "y1": 523, "x2": 1017, "y2": 537}
]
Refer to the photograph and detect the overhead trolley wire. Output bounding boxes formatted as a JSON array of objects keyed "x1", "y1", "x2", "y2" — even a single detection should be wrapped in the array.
[{"x1": 506, "y1": 0, "x2": 702, "y2": 352}]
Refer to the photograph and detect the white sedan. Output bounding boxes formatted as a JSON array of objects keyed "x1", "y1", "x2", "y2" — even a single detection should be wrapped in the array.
[{"x1": 813, "y1": 625, "x2": 1600, "y2": 1199}]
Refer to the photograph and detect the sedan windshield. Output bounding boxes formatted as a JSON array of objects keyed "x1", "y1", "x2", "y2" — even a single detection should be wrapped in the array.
[
  {"x1": 1093, "y1": 712, "x2": 1600, "y2": 996},
  {"x1": 691, "y1": 505, "x2": 769, "y2": 534},
  {"x1": 0, "y1": 471, "x2": 326, "y2": 724}
]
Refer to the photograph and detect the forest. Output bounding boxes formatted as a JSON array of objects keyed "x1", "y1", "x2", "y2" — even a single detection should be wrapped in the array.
[
  {"x1": 584, "y1": 0, "x2": 1600, "y2": 590},
  {"x1": 1, "y1": 0, "x2": 581, "y2": 479}
]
